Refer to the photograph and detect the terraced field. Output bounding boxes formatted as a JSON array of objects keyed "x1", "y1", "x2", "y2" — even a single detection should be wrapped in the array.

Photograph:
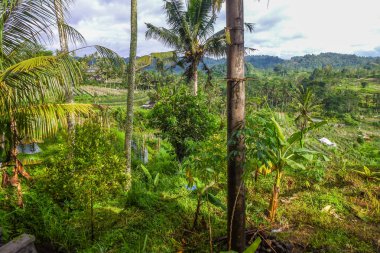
[
  {"x1": 74, "y1": 86, "x2": 149, "y2": 107},
  {"x1": 336, "y1": 77, "x2": 380, "y2": 94}
]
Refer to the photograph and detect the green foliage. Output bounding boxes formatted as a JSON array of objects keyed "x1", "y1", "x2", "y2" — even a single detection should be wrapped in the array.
[
  {"x1": 181, "y1": 133, "x2": 226, "y2": 227},
  {"x1": 352, "y1": 166, "x2": 380, "y2": 181},
  {"x1": 140, "y1": 164, "x2": 160, "y2": 190},
  {"x1": 244, "y1": 237, "x2": 262, "y2": 253},
  {"x1": 149, "y1": 86, "x2": 218, "y2": 160},
  {"x1": 145, "y1": 0, "x2": 228, "y2": 85},
  {"x1": 342, "y1": 113, "x2": 360, "y2": 126},
  {"x1": 245, "y1": 110, "x2": 326, "y2": 220},
  {"x1": 40, "y1": 123, "x2": 126, "y2": 206},
  {"x1": 220, "y1": 237, "x2": 261, "y2": 253},
  {"x1": 324, "y1": 90, "x2": 361, "y2": 114}
]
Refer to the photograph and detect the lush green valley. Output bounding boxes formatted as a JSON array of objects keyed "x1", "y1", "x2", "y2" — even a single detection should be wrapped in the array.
[
  {"x1": 0, "y1": 0, "x2": 379, "y2": 253},
  {"x1": 1, "y1": 60, "x2": 379, "y2": 252}
]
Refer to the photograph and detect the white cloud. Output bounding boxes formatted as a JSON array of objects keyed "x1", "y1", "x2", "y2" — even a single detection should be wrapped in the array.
[
  {"x1": 62, "y1": 0, "x2": 380, "y2": 58},
  {"x1": 243, "y1": 0, "x2": 380, "y2": 58}
]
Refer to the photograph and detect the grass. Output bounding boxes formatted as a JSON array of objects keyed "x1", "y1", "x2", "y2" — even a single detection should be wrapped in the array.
[{"x1": 1, "y1": 84, "x2": 379, "y2": 252}]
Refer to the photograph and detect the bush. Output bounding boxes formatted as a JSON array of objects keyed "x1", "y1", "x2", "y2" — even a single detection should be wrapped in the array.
[{"x1": 149, "y1": 86, "x2": 218, "y2": 161}]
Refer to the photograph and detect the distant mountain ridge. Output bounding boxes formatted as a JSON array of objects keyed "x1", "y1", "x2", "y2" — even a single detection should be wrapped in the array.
[
  {"x1": 281, "y1": 52, "x2": 380, "y2": 69},
  {"x1": 122, "y1": 52, "x2": 380, "y2": 72},
  {"x1": 205, "y1": 53, "x2": 380, "y2": 70}
]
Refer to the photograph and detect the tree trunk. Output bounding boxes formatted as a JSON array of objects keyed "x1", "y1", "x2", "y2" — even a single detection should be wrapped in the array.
[
  {"x1": 268, "y1": 170, "x2": 282, "y2": 222},
  {"x1": 192, "y1": 195, "x2": 202, "y2": 229},
  {"x1": 125, "y1": 0, "x2": 138, "y2": 188},
  {"x1": 193, "y1": 69, "x2": 198, "y2": 96},
  {"x1": 226, "y1": 0, "x2": 246, "y2": 252},
  {"x1": 54, "y1": 0, "x2": 75, "y2": 135},
  {"x1": 1, "y1": 132, "x2": 5, "y2": 150},
  {"x1": 8, "y1": 118, "x2": 31, "y2": 208}
]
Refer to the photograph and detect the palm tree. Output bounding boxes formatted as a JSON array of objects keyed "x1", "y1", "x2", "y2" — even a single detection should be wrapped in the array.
[
  {"x1": 54, "y1": 0, "x2": 75, "y2": 134},
  {"x1": 294, "y1": 85, "x2": 321, "y2": 147},
  {"x1": 0, "y1": 0, "x2": 119, "y2": 206},
  {"x1": 145, "y1": 0, "x2": 227, "y2": 95},
  {"x1": 125, "y1": 0, "x2": 138, "y2": 187}
]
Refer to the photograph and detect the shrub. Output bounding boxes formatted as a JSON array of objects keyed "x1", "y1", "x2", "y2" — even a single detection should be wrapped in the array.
[{"x1": 149, "y1": 86, "x2": 218, "y2": 161}]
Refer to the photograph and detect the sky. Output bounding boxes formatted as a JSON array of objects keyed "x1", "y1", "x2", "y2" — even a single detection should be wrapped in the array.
[{"x1": 65, "y1": 0, "x2": 380, "y2": 59}]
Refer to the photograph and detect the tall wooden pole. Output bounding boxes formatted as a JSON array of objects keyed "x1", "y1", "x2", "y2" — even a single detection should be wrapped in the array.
[
  {"x1": 226, "y1": 0, "x2": 246, "y2": 251},
  {"x1": 125, "y1": 0, "x2": 138, "y2": 186}
]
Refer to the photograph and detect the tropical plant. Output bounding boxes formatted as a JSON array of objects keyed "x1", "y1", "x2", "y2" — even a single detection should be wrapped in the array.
[
  {"x1": 125, "y1": 0, "x2": 138, "y2": 188},
  {"x1": 294, "y1": 85, "x2": 321, "y2": 147},
  {"x1": 39, "y1": 122, "x2": 126, "y2": 243},
  {"x1": 0, "y1": 0, "x2": 120, "y2": 206},
  {"x1": 149, "y1": 86, "x2": 218, "y2": 161},
  {"x1": 54, "y1": 0, "x2": 75, "y2": 134},
  {"x1": 245, "y1": 112, "x2": 326, "y2": 222},
  {"x1": 145, "y1": 0, "x2": 227, "y2": 95},
  {"x1": 182, "y1": 134, "x2": 226, "y2": 228},
  {"x1": 140, "y1": 164, "x2": 160, "y2": 190}
]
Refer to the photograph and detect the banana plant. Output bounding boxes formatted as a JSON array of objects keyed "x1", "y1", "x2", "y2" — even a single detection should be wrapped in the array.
[
  {"x1": 185, "y1": 173, "x2": 226, "y2": 229},
  {"x1": 140, "y1": 164, "x2": 160, "y2": 190},
  {"x1": 246, "y1": 112, "x2": 326, "y2": 221}
]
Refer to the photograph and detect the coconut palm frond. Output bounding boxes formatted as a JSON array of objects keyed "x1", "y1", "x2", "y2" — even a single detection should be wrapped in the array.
[
  {"x1": 146, "y1": 0, "x2": 230, "y2": 93},
  {"x1": 60, "y1": 23, "x2": 87, "y2": 47},
  {"x1": 13, "y1": 103, "x2": 93, "y2": 140},
  {"x1": 1, "y1": 0, "x2": 74, "y2": 54},
  {"x1": 198, "y1": 12, "x2": 217, "y2": 40},
  {"x1": 187, "y1": 0, "x2": 213, "y2": 37},
  {"x1": 204, "y1": 30, "x2": 227, "y2": 58},
  {"x1": 164, "y1": 0, "x2": 186, "y2": 32},
  {"x1": 92, "y1": 45, "x2": 124, "y2": 66},
  {"x1": 1, "y1": 54, "x2": 81, "y2": 94},
  {"x1": 146, "y1": 23, "x2": 182, "y2": 49}
]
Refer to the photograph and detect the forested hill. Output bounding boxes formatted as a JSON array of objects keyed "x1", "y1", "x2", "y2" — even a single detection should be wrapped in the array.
[
  {"x1": 281, "y1": 53, "x2": 380, "y2": 69},
  {"x1": 203, "y1": 55, "x2": 285, "y2": 69},
  {"x1": 121, "y1": 53, "x2": 379, "y2": 73},
  {"x1": 207, "y1": 53, "x2": 380, "y2": 73}
]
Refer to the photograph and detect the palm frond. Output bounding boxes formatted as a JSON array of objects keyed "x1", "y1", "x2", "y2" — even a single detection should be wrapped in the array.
[
  {"x1": 60, "y1": 23, "x2": 87, "y2": 48},
  {"x1": 2, "y1": 0, "x2": 69, "y2": 54},
  {"x1": 203, "y1": 30, "x2": 227, "y2": 58},
  {"x1": 164, "y1": 0, "x2": 185, "y2": 32},
  {"x1": 187, "y1": 0, "x2": 213, "y2": 38},
  {"x1": 145, "y1": 23, "x2": 182, "y2": 49},
  {"x1": 12, "y1": 103, "x2": 93, "y2": 140}
]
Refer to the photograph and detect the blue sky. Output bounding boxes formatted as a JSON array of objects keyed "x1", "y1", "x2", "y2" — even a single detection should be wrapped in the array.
[{"x1": 65, "y1": 0, "x2": 380, "y2": 59}]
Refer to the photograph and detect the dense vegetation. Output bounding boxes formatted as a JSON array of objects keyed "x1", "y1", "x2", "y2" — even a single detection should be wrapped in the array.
[{"x1": 0, "y1": 0, "x2": 379, "y2": 253}]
